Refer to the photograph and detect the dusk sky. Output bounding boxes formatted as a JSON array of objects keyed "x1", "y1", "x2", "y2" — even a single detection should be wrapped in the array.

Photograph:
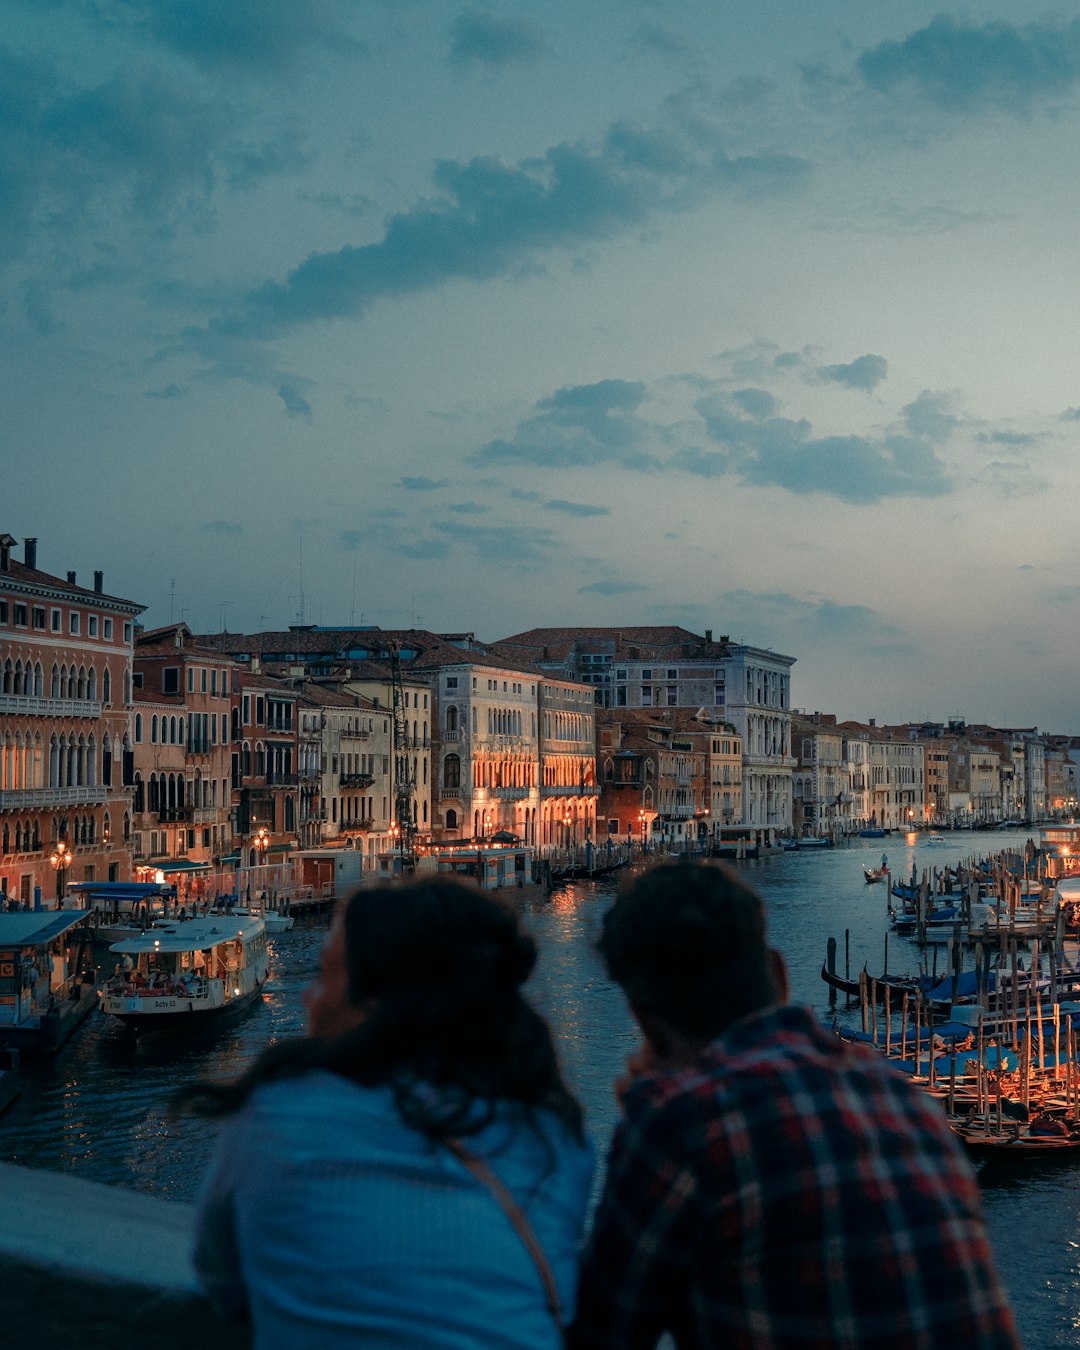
[{"x1": 6, "y1": 3, "x2": 1080, "y2": 730}]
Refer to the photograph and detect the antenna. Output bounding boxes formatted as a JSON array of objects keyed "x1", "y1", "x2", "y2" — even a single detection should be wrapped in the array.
[
  {"x1": 169, "y1": 579, "x2": 176, "y2": 623},
  {"x1": 219, "y1": 601, "x2": 230, "y2": 632}
]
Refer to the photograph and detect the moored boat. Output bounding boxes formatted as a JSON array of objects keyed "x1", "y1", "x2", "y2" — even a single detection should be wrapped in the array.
[
  {"x1": 100, "y1": 914, "x2": 269, "y2": 1034},
  {"x1": 0, "y1": 910, "x2": 99, "y2": 1053}
]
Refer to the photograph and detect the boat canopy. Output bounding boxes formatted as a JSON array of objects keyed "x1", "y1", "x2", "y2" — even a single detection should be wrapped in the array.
[
  {"x1": 109, "y1": 915, "x2": 264, "y2": 955},
  {"x1": 68, "y1": 882, "x2": 174, "y2": 900},
  {"x1": 0, "y1": 911, "x2": 93, "y2": 950}
]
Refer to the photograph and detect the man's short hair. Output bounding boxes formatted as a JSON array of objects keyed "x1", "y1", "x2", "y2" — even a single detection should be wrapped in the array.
[{"x1": 598, "y1": 861, "x2": 779, "y2": 1039}]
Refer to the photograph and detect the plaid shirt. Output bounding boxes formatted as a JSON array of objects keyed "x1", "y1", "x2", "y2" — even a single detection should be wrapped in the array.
[{"x1": 570, "y1": 1005, "x2": 1020, "y2": 1350}]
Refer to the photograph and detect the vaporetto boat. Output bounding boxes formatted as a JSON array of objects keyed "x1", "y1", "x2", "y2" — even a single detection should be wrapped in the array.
[{"x1": 100, "y1": 914, "x2": 269, "y2": 1034}]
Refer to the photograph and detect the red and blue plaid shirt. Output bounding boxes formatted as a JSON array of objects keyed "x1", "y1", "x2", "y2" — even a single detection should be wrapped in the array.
[{"x1": 570, "y1": 1005, "x2": 1020, "y2": 1350}]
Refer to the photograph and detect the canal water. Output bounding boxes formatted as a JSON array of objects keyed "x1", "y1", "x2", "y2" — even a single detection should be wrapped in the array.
[{"x1": 0, "y1": 829, "x2": 1076, "y2": 1345}]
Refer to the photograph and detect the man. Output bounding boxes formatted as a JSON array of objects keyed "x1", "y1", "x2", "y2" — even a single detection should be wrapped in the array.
[{"x1": 570, "y1": 862, "x2": 1020, "y2": 1350}]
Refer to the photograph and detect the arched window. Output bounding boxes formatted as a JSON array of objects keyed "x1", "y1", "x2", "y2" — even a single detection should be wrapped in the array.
[
  {"x1": 51, "y1": 663, "x2": 60, "y2": 697},
  {"x1": 151, "y1": 715, "x2": 158, "y2": 744},
  {"x1": 86, "y1": 666, "x2": 97, "y2": 700},
  {"x1": 102, "y1": 667, "x2": 111, "y2": 705},
  {"x1": 443, "y1": 754, "x2": 461, "y2": 789},
  {"x1": 135, "y1": 713, "x2": 143, "y2": 743},
  {"x1": 445, "y1": 809, "x2": 458, "y2": 830}
]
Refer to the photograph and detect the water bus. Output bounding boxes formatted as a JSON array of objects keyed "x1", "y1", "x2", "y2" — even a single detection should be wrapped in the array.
[{"x1": 99, "y1": 914, "x2": 269, "y2": 1035}]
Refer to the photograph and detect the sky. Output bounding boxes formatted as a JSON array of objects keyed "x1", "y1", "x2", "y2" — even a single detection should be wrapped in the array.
[{"x1": 5, "y1": 2, "x2": 1080, "y2": 732}]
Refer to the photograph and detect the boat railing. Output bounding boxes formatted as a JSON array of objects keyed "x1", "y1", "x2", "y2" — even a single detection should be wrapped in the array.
[{"x1": 102, "y1": 973, "x2": 209, "y2": 1000}]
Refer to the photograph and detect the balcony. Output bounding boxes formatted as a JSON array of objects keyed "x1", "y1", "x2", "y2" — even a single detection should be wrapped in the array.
[
  {"x1": 493, "y1": 786, "x2": 530, "y2": 800},
  {"x1": 440, "y1": 787, "x2": 461, "y2": 799},
  {"x1": 266, "y1": 772, "x2": 299, "y2": 787},
  {"x1": 340, "y1": 773, "x2": 375, "y2": 789},
  {"x1": 157, "y1": 807, "x2": 195, "y2": 823},
  {"x1": 443, "y1": 730, "x2": 460, "y2": 742},
  {"x1": 0, "y1": 695, "x2": 102, "y2": 718},
  {"x1": 541, "y1": 785, "x2": 600, "y2": 797},
  {"x1": 1, "y1": 785, "x2": 108, "y2": 809}
]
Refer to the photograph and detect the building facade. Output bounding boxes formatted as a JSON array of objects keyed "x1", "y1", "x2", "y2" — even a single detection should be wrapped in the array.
[{"x1": 0, "y1": 534, "x2": 142, "y2": 906}]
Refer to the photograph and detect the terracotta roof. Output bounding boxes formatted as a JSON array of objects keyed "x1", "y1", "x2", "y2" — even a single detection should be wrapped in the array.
[{"x1": 1, "y1": 558, "x2": 143, "y2": 611}]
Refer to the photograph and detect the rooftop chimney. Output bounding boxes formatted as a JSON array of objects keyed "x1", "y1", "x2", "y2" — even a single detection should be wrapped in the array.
[
  {"x1": 94, "y1": 570, "x2": 103, "y2": 593},
  {"x1": 0, "y1": 535, "x2": 14, "y2": 572},
  {"x1": 704, "y1": 629, "x2": 712, "y2": 643},
  {"x1": 67, "y1": 571, "x2": 77, "y2": 585},
  {"x1": 24, "y1": 538, "x2": 37, "y2": 569}
]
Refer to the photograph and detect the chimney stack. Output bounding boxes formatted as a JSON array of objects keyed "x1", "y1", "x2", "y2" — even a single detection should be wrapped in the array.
[
  {"x1": 94, "y1": 570, "x2": 103, "y2": 593},
  {"x1": 704, "y1": 628, "x2": 712, "y2": 643},
  {"x1": 67, "y1": 571, "x2": 77, "y2": 585},
  {"x1": 24, "y1": 538, "x2": 37, "y2": 569}
]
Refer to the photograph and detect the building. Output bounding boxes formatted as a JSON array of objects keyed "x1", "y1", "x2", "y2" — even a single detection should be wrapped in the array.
[
  {"x1": 131, "y1": 624, "x2": 238, "y2": 893},
  {"x1": 493, "y1": 626, "x2": 796, "y2": 830},
  {"x1": 0, "y1": 534, "x2": 142, "y2": 906}
]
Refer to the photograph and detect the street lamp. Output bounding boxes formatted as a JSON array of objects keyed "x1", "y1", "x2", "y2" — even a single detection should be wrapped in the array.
[
  {"x1": 638, "y1": 809, "x2": 647, "y2": 853},
  {"x1": 50, "y1": 840, "x2": 72, "y2": 903}
]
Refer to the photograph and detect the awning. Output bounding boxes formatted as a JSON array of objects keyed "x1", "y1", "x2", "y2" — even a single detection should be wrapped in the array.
[
  {"x1": 156, "y1": 859, "x2": 211, "y2": 874},
  {"x1": 0, "y1": 911, "x2": 94, "y2": 949},
  {"x1": 218, "y1": 851, "x2": 241, "y2": 864}
]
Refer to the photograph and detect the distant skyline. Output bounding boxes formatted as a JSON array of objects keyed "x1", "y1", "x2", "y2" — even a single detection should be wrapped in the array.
[{"x1": 6, "y1": 3, "x2": 1080, "y2": 731}]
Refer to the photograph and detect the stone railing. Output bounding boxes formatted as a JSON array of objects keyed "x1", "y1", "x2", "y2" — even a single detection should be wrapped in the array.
[
  {"x1": 0, "y1": 695, "x2": 102, "y2": 718},
  {"x1": 0, "y1": 1161, "x2": 247, "y2": 1350}
]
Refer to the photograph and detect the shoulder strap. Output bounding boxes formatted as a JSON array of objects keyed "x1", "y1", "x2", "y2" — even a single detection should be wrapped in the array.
[{"x1": 445, "y1": 1137, "x2": 563, "y2": 1332}]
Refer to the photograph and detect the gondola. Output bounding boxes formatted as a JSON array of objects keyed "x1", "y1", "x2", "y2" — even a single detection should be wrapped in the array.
[{"x1": 864, "y1": 866, "x2": 888, "y2": 884}]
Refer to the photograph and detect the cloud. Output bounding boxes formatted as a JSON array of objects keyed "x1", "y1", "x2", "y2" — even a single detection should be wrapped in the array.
[
  {"x1": 470, "y1": 379, "x2": 662, "y2": 470},
  {"x1": 676, "y1": 390, "x2": 951, "y2": 503},
  {"x1": 902, "y1": 390, "x2": 957, "y2": 443},
  {"x1": 856, "y1": 16, "x2": 1080, "y2": 114},
  {"x1": 399, "y1": 476, "x2": 450, "y2": 491},
  {"x1": 0, "y1": 43, "x2": 304, "y2": 278},
  {"x1": 431, "y1": 521, "x2": 559, "y2": 566},
  {"x1": 977, "y1": 461, "x2": 1048, "y2": 499},
  {"x1": 578, "y1": 580, "x2": 647, "y2": 595},
  {"x1": 731, "y1": 387, "x2": 778, "y2": 419},
  {"x1": 715, "y1": 589, "x2": 911, "y2": 654},
  {"x1": 201, "y1": 520, "x2": 243, "y2": 536},
  {"x1": 448, "y1": 501, "x2": 489, "y2": 515},
  {"x1": 1060, "y1": 408, "x2": 1080, "y2": 421},
  {"x1": 113, "y1": 0, "x2": 366, "y2": 73},
  {"x1": 277, "y1": 382, "x2": 313, "y2": 419},
  {"x1": 974, "y1": 430, "x2": 1040, "y2": 447},
  {"x1": 448, "y1": 11, "x2": 546, "y2": 69},
  {"x1": 544, "y1": 499, "x2": 611, "y2": 517},
  {"x1": 814, "y1": 354, "x2": 888, "y2": 392},
  {"x1": 207, "y1": 109, "x2": 809, "y2": 340},
  {"x1": 145, "y1": 383, "x2": 186, "y2": 400}
]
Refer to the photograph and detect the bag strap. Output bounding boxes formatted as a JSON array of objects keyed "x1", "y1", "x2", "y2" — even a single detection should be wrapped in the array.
[{"x1": 445, "y1": 1137, "x2": 563, "y2": 1332}]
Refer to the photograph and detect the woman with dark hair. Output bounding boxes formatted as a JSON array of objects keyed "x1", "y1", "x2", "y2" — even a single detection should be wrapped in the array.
[{"x1": 182, "y1": 878, "x2": 592, "y2": 1349}]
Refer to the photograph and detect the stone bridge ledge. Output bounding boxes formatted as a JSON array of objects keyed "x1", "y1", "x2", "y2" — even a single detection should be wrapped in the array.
[{"x1": 0, "y1": 1162, "x2": 249, "y2": 1349}]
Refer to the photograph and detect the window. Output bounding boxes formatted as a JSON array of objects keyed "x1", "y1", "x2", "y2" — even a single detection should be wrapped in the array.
[
  {"x1": 123, "y1": 622, "x2": 132, "y2": 642},
  {"x1": 641, "y1": 685, "x2": 652, "y2": 704},
  {"x1": 32, "y1": 606, "x2": 46, "y2": 630},
  {"x1": 210, "y1": 669, "x2": 218, "y2": 696},
  {"x1": 103, "y1": 618, "x2": 113, "y2": 639},
  {"x1": 14, "y1": 603, "x2": 27, "y2": 627},
  {"x1": 162, "y1": 667, "x2": 180, "y2": 695},
  {"x1": 641, "y1": 668, "x2": 652, "y2": 680},
  {"x1": 201, "y1": 668, "x2": 207, "y2": 693},
  {"x1": 667, "y1": 669, "x2": 677, "y2": 680},
  {"x1": 446, "y1": 677, "x2": 458, "y2": 689},
  {"x1": 187, "y1": 668, "x2": 194, "y2": 693},
  {"x1": 88, "y1": 616, "x2": 98, "y2": 637},
  {"x1": 0, "y1": 601, "x2": 6, "y2": 623},
  {"x1": 69, "y1": 611, "x2": 80, "y2": 634}
]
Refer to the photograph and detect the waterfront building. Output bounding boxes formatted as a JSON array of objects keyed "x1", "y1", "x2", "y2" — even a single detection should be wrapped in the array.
[
  {"x1": 596, "y1": 709, "x2": 722, "y2": 850},
  {"x1": 537, "y1": 675, "x2": 599, "y2": 851},
  {"x1": 492, "y1": 626, "x2": 795, "y2": 831},
  {"x1": 233, "y1": 671, "x2": 300, "y2": 884},
  {"x1": 0, "y1": 534, "x2": 142, "y2": 906},
  {"x1": 131, "y1": 625, "x2": 238, "y2": 893},
  {"x1": 791, "y1": 713, "x2": 846, "y2": 837}
]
